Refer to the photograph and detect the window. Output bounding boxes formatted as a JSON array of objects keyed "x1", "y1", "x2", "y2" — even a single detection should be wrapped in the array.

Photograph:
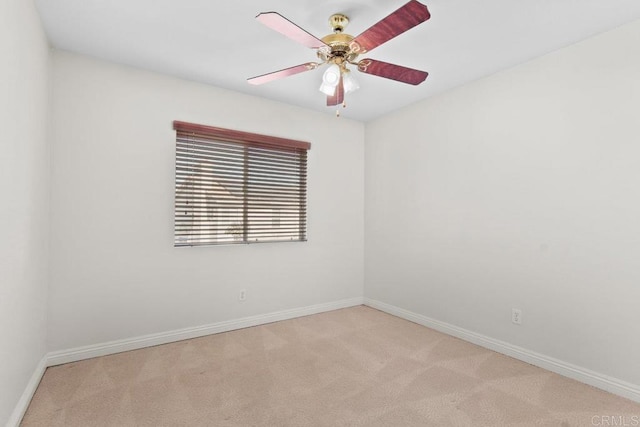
[{"x1": 173, "y1": 121, "x2": 310, "y2": 246}]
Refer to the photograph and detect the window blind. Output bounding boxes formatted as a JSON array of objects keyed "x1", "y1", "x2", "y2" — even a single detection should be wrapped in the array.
[{"x1": 173, "y1": 121, "x2": 310, "y2": 247}]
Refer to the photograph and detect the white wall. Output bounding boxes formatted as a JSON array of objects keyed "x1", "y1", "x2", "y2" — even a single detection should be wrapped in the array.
[
  {"x1": 0, "y1": 0, "x2": 50, "y2": 424},
  {"x1": 48, "y1": 51, "x2": 365, "y2": 351},
  {"x1": 365, "y1": 19, "x2": 640, "y2": 386}
]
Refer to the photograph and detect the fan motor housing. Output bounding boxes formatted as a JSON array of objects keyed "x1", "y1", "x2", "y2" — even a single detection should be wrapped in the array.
[
  {"x1": 316, "y1": 13, "x2": 359, "y2": 63},
  {"x1": 319, "y1": 33, "x2": 358, "y2": 63}
]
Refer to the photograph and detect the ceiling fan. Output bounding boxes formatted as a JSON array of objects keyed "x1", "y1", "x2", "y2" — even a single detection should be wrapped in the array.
[{"x1": 247, "y1": 0, "x2": 431, "y2": 115}]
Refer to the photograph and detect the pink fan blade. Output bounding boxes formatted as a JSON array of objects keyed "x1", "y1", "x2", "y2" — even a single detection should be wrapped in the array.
[
  {"x1": 358, "y1": 59, "x2": 428, "y2": 85},
  {"x1": 350, "y1": 0, "x2": 430, "y2": 54},
  {"x1": 256, "y1": 12, "x2": 328, "y2": 49},
  {"x1": 248, "y1": 63, "x2": 318, "y2": 85},
  {"x1": 327, "y1": 75, "x2": 344, "y2": 106}
]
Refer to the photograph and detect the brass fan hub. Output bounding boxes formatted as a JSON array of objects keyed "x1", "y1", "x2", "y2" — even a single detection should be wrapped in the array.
[
  {"x1": 318, "y1": 14, "x2": 359, "y2": 63},
  {"x1": 321, "y1": 33, "x2": 353, "y2": 46},
  {"x1": 321, "y1": 33, "x2": 354, "y2": 56}
]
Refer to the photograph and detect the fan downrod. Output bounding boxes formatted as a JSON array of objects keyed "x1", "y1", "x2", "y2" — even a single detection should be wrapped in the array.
[{"x1": 328, "y1": 14, "x2": 349, "y2": 33}]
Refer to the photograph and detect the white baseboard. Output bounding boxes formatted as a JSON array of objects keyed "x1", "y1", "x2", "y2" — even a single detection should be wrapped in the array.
[
  {"x1": 364, "y1": 298, "x2": 640, "y2": 403},
  {"x1": 16, "y1": 296, "x2": 635, "y2": 427},
  {"x1": 6, "y1": 356, "x2": 47, "y2": 427},
  {"x1": 47, "y1": 297, "x2": 364, "y2": 367},
  {"x1": 9, "y1": 297, "x2": 363, "y2": 426}
]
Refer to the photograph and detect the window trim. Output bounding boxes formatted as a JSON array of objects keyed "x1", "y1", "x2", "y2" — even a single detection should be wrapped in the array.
[{"x1": 173, "y1": 121, "x2": 311, "y2": 151}]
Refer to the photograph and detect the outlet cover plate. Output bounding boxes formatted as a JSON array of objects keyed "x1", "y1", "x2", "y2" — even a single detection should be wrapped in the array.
[{"x1": 512, "y1": 308, "x2": 522, "y2": 325}]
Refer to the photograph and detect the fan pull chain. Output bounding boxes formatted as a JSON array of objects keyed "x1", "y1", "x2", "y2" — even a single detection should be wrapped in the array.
[{"x1": 336, "y1": 100, "x2": 347, "y2": 118}]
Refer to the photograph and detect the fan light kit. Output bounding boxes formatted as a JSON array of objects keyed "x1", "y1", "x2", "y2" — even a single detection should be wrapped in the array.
[{"x1": 248, "y1": 0, "x2": 431, "y2": 117}]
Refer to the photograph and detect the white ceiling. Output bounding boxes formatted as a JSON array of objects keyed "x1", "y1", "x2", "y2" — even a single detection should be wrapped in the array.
[{"x1": 35, "y1": 0, "x2": 640, "y2": 122}]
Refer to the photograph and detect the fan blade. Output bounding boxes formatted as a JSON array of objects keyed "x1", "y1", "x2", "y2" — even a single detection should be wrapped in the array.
[
  {"x1": 358, "y1": 59, "x2": 428, "y2": 85},
  {"x1": 327, "y1": 75, "x2": 344, "y2": 106},
  {"x1": 248, "y1": 63, "x2": 318, "y2": 85},
  {"x1": 350, "y1": 0, "x2": 430, "y2": 54},
  {"x1": 256, "y1": 12, "x2": 328, "y2": 49}
]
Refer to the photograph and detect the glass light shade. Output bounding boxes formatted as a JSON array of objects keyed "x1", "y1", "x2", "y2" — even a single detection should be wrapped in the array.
[
  {"x1": 319, "y1": 64, "x2": 341, "y2": 95},
  {"x1": 319, "y1": 82, "x2": 337, "y2": 96},
  {"x1": 342, "y1": 70, "x2": 360, "y2": 93},
  {"x1": 322, "y1": 64, "x2": 341, "y2": 85}
]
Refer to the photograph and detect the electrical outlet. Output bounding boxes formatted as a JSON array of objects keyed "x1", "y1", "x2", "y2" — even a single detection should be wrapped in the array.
[
  {"x1": 239, "y1": 289, "x2": 246, "y2": 302},
  {"x1": 512, "y1": 308, "x2": 522, "y2": 325}
]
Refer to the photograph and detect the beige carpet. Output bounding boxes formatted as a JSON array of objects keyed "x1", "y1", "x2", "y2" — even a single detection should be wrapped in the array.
[{"x1": 22, "y1": 306, "x2": 640, "y2": 426}]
